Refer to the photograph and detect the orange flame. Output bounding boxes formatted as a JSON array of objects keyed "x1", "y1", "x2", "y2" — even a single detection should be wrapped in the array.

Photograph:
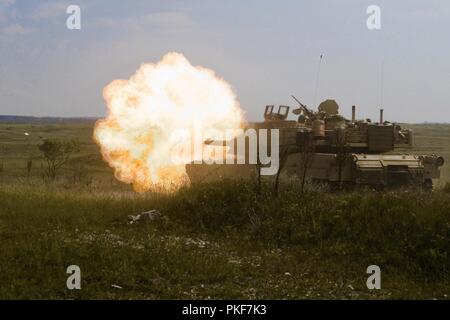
[{"x1": 94, "y1": 52, "x2": 244, "y2": 191}]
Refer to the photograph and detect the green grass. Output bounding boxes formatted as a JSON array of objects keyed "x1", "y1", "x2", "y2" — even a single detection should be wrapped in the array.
[
  {"x1": 0, "y1": 180, "x2": 449, "y2": 299},
  {"x1": 0, "y1": 122, "x2": 449, "y2": 299}
]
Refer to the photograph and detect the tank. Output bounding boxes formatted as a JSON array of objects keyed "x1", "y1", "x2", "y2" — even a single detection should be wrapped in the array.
[{"x1": 186, "y1": 98, "x2": 444, "y2": 190}]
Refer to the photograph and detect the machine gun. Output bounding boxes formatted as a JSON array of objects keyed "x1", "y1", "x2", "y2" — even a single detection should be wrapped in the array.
[{"x1": 291, "y1": 95, "x2": 315, "y2": 120}]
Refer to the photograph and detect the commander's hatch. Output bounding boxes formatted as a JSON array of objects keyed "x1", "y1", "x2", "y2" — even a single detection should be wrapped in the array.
[{"x1": 264, "y1": 105, "x2": 290, "y2": 121}]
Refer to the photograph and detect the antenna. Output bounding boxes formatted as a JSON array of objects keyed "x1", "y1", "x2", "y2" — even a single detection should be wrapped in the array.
[
  {"x1": 313, "y1": 54, "x2": 323, "y2": 108},
  {"x1": 380, "y1": 60, "x2": 384, "y2": 110}
]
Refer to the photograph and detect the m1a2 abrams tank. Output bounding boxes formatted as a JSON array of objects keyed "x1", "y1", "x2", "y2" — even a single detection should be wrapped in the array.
[{"x1": 186, "y1": 98, "x2": 444, "y2": 189}]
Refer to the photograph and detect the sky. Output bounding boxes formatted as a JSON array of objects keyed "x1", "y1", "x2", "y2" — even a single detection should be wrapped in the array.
[{"x1": 0, "y1": 0, "x2": 449, "y2": 122}]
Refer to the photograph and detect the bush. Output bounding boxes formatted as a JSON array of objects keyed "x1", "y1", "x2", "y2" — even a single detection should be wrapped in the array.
[
  {"x1": 442, "y1": 182, "x2": 450, "y2": 194},
  {"x1": 159, "y1": 181, "x2": 450, "y2": 280}
]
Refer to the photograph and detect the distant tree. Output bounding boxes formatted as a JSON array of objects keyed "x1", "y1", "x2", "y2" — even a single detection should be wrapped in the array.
[
  {"x1": 38, "y1": 139, "x2": 80, "y2": 180},
  {"x1": 70, "y1": 161, "x2": 92, "y2": 185}
]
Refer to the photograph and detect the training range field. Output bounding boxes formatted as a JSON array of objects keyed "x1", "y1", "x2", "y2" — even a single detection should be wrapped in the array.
[
  {"x1": 1, "y1": 121, "x2": 449, "y2": 185},
  {"x1": 0, "y1": 121, "x2": 449, "y2": 299}
]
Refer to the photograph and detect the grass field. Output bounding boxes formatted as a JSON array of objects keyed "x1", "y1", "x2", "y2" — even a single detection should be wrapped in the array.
[{"x1": 0, "y1": 121, "x2": 449, "y2": 299}]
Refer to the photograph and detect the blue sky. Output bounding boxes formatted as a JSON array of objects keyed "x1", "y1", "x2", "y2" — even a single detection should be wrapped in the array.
[{"x1": 1, "y1": 0, "x2": 449, "y2": 122}]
